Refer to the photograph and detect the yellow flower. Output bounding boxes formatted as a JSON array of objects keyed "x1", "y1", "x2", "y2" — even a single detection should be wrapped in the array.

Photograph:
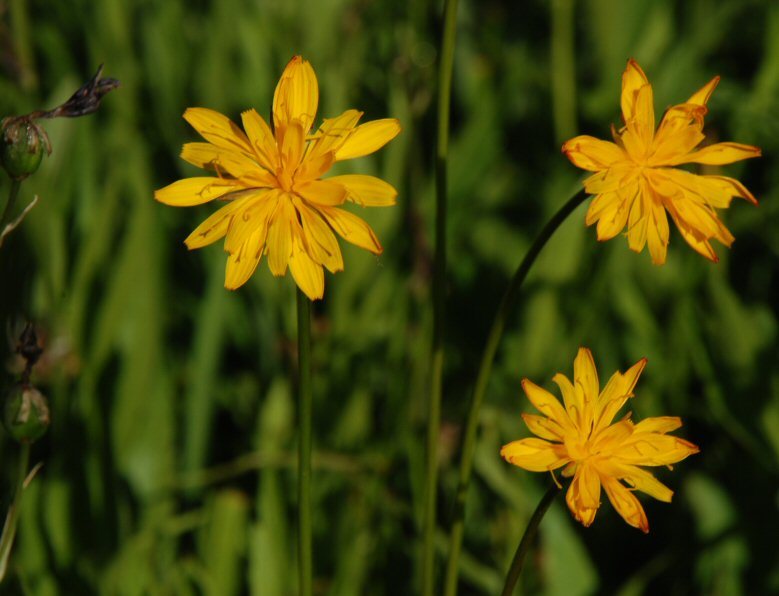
[
  {"x1": 155, "y1": 56, "x2": 401, "y2": 299},
  {"x1": 500, "y1": 348, "x2": 698, "y2": 532},
  {"x1": 563, "y1": 59, "x2": 760, "y2": 264}
]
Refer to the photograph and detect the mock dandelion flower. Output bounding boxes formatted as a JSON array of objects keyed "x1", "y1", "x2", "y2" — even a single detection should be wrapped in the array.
[
  {"x1": 155, "y1": 56, "x2": 401, "y2": 299},
  {"x1": 500, "y1": 348, "x2": 698, "y2": 532},
  {"x1": 563, "y1": 59, "x2": 760, "y2": 264}
]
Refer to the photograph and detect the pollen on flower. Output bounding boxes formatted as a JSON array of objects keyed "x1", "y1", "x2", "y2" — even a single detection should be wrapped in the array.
[{"x1": 501, "y1": 347, "x2": 698, "y2": 531}]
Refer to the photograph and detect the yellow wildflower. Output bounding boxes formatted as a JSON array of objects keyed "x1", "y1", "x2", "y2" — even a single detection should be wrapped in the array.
[
  {"x1": 155, "y1": 56, "x2": 401, "y2": 299},
  {"x1": 501, "y1": 348, "x2": 698, "y2": 532},
  {"x1": 563, "y1": 59, "x2": 760, "y2": 264}
]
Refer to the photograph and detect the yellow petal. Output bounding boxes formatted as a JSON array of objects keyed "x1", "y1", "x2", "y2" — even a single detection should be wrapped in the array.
[
  {"x1": 653, "y1": 169, "x2": 733, "y2": 209},
  {"x1": 295, "y1": 180, "x2": 348, "y2": 207},
  {"x1": 521, "y1": 413, "x2": 564, "y2": 441},
  {"x1": 184, "y1": 193, "x2": 256, "y2": 249},
  {"x1": 279, "y1": 120, "x2": 306, "y2": 172},
  {"x1": 521, "y1": 379, "x2": 573, "y2": 432},
  {"x1": 613, "y1": 434, "x2": 699, "y2": 466},
  {"x1": 573, "y1": 347, "x2": 599, "y2": 404},
  {"x1": 565, "y1": 464, "x2": 601, "y2": 527},
  {"x1": 621, "y1": 466, "x2": 674, "y2": 503},
  {"x1": 668, "y1": 210, "x2": 719, "y2": 261},
  {"x1": 625, "y1": 82, "x2": 655, "y2": 150},
  {"x1": 595, "y1": 195, "x2": 631, "y2": 241},
  {"x1": 594, "y1": 358, "x2": 647, "y2": 432},
  {"x1": 317, "y1": 206, "x2": 383, "y2": 254},
  {"x1": 241, "y1": 109, "x2": 279, "y2": 171},
  {"x1": 500, "y1": 438, "x2": 569, "y2": 472},
  {"x1": 650, "y1": 108, "x2": 706, "y2": 164},
  {"x1": 552, "y1": 373, "x2": 583, "y2": 426},
  {"x1": 562, "y1": 136, "x2": 626, "y2": 172},
  {"x1": 583, "y1": 166, "x2": 636, "y2": 194},
  {"x1": 670, "y1": 141, "x2": 761, "y2": 166},
  {"x1": 224, "y1": 227, "x2": 265, "y2": 290},
  {"x1": 266, "y1": 198, "x2": 295, "y2": 276},
  {"x1": 273, "y1": 55, "x2": 319, "y2": 134},
  {"x1": 667, "y1": 193, "x2": 734, "y2": 246},
  {"x1": 155, "y1": 177, "x2": 243, "y2": 206},
  {"x1": 632, "y1": 416, "x2": 683, "y2": 434},
  {"x1": 293, "y1": 198, "x2": 344, "y2": 273},
  {"x1": 621, "y1": 59, "x2": 650, "y2": 125},
  {"x1": 602, "y1": 476, "x2": 649, "y2": 533},
  {"x1": 335, "y1": 118, "x2": 401, "y2": 161},
  {"x1": 224, "y1": 190, "x2": 280, "y2": 255},
  {"x1": 180, "y1": 143, "x2": 274, "y2": 185},
  {"x1": 687, "y1": 76, "x2": 720, "y2": 106},
  {"x1": 289, "y1": 236, "x2": 325, "y2": 300},
  {"x1": 626, "y1": 184, "x2": 650, "y2": 253},
  {"x1": 646, "y1": 200, "x2": 670, "y2": 265},
  {"x1": 308, "y1": 109, "x2": 363, "y2": 161},
  {"x1": 184, "y1": 108, "x2": 253, "y2": 157},
  {"x1": 702, "y1": 175, "x2": 758, "y2": 206},
  {"x1": 326, "y1": 174, "x2": 397, "y2": 206},
  {"x1": 296, "y1": 151, "x2": 336, "y2": 183}
]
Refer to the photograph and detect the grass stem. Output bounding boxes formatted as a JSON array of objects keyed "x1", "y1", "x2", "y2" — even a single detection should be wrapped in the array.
[{"x1": 421, "y1": 0, "x2": 459, "y2": 594}]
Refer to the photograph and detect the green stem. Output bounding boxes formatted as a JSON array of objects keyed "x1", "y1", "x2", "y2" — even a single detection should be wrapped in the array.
[
  {"x1": 0, "y1": 180, "x2": 22, "y2": 237},
  {"x1": 296, "y1": 289, "x2": 312, "y2": 596},
  {"x1": 550, "y1": 0, "x2": 577, "y2": 144},
  {"x1": 443, "y1": 189, "x2": 586, "y2": 596},
  {"x1": 422, "y1": 0, "x2": 459, "y2": 594},
  {"x1": 501, "y1": 484, "x2": 560, "y2": 596},
  {"x1": 0, "y1": 443, "x2": 31, "y2": 582}
]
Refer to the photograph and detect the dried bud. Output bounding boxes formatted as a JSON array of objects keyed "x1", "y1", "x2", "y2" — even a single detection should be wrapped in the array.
[
  {"x1": 3, "y1": 383, "x2": 50, "y2": 443},
  {"x1": 0, "y1": 117, "x2": 51, "y2": 180},
  {"x1": 43, "y1": 64, "x2": 120, "y2": 119}
]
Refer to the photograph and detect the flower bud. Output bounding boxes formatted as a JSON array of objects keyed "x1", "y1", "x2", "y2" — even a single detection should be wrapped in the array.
[
  {"x1": 3, "y1": 383, "x2": 50, "y2": 443},
  {"x1": 1, "y1": 117, "x2": 50, "y2": 180}
]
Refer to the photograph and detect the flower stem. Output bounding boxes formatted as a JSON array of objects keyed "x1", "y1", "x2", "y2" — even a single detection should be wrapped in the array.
[
  {"x1": 501, "y1": 484, "x2": 560, "y2": 596},
  {"x1": 0, "y1": 443, "x2": 31, "y2": 582},
  {"x1": 296, "y1": 289, "x2": 312, "y2": 596},
  {"x1": 550, "y1": 0, "x2": 577, "y2": 144},
  {"x1": 0, "y1": 180, "x2": 22, "y2": 238},
  {"x1": 422, "y1": 0, "x2": 458, "y2": 594},
  {"x1": 443, "y1": 188, "x2": 586, "y2": 596}
]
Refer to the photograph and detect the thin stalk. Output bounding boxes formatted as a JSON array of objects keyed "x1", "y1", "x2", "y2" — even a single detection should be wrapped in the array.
[
  {"x1": 0, "y1": 180, "x2": 22, "y2": 236},
  {"x1": 296, "y1": 289, "x2": 312, "y2": 596},
  {"x1": 550, "y1": 0, "x2": 577, "y2": 144},
  {"x1": 421, "y1": 0, "x2": 459, "y2": 594},
  {"x1": 501, "y1": 484, "x2": 560, "y2": 596},
  {"x1": 0, "y1": 443, "x2": 31, "y2": 582},
  {"x1": 443, "y1": 189, "x2": 586, "y2": 596}
]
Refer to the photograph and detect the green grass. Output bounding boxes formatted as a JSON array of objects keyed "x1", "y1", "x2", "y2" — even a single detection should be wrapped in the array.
[{"x1": 0, "y1": 0, "x2": 777, "y2": 594}]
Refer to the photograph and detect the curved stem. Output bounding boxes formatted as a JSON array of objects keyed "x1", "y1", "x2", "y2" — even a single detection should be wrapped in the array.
[
  {"x1": 443, "y1": 188, "x2": 587, "y2": 596},
  {"x1": 421, "y1": 0, "x2": 459, "y2": 594},
  {"x1": 0, "y1": 443, "x2": 31, "y2": 582},
  {"x1": 501, "y1": 484, "x2": 560, "y2": 596},
  {"x1": 296, "y1": 290, "x2": 312, "y2": 596},
  {"x1": 0, "y1": 180, "x2": 22, "y2": 236}
]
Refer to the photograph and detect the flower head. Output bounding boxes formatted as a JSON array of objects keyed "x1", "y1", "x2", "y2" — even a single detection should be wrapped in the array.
[
  {"x1": 500, "y1": 348, "x2": 698, "y2": 532},
  {"x1": 155, "y1": 56, "x2": 401, "y2": 299},
  {"x1": 563, "y1": 59, "x2": 760, "y2": 264}
]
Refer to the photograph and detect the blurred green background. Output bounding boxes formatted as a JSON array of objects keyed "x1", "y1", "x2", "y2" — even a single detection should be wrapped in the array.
[{"x1": 1, "y1": 0, "x2": 778, "y2": 594}]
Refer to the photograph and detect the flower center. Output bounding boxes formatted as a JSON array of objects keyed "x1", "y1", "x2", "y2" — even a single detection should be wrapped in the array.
[{"x1": 565, "y1": 437, "x2": 592, "y2": 461}]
